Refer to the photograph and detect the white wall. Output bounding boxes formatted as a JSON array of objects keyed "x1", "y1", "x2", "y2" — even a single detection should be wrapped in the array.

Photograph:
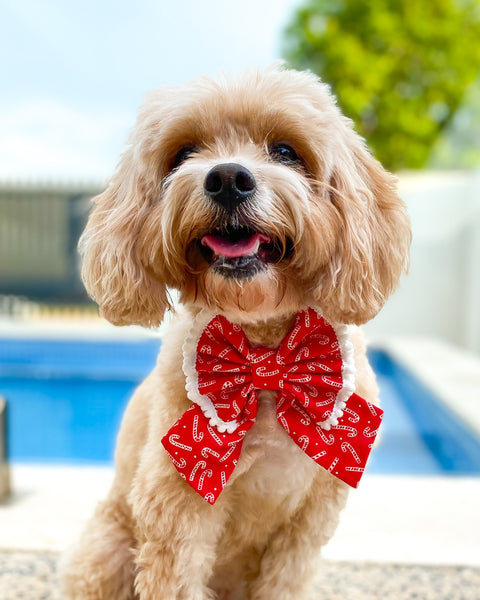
[{"x1": 365, "y1": 170, "x2": 480, "y2": 354}]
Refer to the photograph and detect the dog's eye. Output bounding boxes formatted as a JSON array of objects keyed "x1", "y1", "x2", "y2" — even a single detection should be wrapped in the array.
[
  {"x1": 269, "y1": 143, "x2": 301, "y2": 165},
  {"x1": 171, "y1": 145, "x2": 199, "y2": 170}
]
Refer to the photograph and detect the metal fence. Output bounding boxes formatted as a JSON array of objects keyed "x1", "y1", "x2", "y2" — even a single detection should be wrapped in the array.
[{"x1": 0, "y1": 181, "x2": 102, "y2": 303}]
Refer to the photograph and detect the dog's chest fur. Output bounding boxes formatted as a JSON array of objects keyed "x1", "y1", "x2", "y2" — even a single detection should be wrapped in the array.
[
  {"x1": 231, "y1": 389, "x2": 318, "y2": 503},
  {"x1": 209, "y1": 389, "x2": 318, "y2": 587}
]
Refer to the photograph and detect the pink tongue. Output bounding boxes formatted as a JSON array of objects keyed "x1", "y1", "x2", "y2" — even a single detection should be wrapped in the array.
[{"x1": 202, "y1": 232, "x2": 270, "y2": 258}]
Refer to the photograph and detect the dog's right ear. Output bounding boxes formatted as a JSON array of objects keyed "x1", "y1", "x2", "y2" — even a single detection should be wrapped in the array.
[{"x1": 79, "y1": 146, "x2": 169, "y2": 327}]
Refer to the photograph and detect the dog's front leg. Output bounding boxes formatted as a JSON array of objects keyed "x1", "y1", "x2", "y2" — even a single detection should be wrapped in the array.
[
  {"x1": 247, "y1": 473, "x2": 349, "y2": 600},
  {"x1": 131, "y1": 454, "x2": 229, "y2": 600}
]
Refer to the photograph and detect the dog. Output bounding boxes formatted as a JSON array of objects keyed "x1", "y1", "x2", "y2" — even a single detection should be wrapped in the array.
[{"x1": 62, "y1": 65, "x2": 410, "y2": 600}]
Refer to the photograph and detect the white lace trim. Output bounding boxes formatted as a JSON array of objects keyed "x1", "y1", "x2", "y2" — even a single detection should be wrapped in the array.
[
  {"x1": 316, "y1": 322, "x2": 356, "y2": 430},
  {"x1": 183, "y1": 309, "x2": 242, "y2": 434},
  {"x1": 182, "y1": 309, "x2": 356, "y2": 434}
]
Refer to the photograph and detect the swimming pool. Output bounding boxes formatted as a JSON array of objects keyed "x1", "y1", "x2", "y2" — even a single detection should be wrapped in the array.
[
  {"x1": 1, "y1": 336, "x2": 480, "y2": 475},
  {"x1": 368, "y1": 349, "x2": 480, "y2": 475}
]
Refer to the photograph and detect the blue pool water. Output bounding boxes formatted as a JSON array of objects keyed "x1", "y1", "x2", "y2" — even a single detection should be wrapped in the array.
[
  {"x1": 1, "y1": 336, "x2": 480, "y2": 475},
  {"x1": 0, "y1": 337, "x2": 160, "y2": 463}
]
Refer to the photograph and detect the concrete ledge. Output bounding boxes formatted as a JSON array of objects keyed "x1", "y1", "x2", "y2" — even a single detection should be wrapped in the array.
[
  {"x1": 0, "y1": 399, "x2": 9, "y2": 501},
  {"x1": 1, "y1": 466, "x2": 479, "y2": 567}
]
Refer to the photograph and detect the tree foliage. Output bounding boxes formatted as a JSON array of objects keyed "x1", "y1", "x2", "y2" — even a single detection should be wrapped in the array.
[{"x1": 283, "y1": 0, "x2": 480, "y2": 170}]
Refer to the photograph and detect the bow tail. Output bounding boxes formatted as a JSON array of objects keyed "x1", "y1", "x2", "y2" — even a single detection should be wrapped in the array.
[
  {"x1": 161, "y1": 404, "x2": 252, "y2": 504},
  {"x1": 279, "y1": 393, "x2": 383, "y2": 488}
]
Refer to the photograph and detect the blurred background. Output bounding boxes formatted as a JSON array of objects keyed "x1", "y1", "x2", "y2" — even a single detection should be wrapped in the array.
[
  {"x1": 1, "y1": 0, "x2": 479, "y2": 350},
  {"x1": 1, "y1": 1, "x2": 480, "y2": 598}
]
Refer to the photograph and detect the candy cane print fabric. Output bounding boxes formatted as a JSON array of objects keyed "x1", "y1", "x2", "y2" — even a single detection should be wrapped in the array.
[{"x1": 161, "y1": 308, "x2": 383, "y2": 504}]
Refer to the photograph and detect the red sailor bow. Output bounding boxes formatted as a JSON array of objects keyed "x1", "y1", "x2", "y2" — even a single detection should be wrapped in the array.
[{"x1": 162, "y1": 308, "x2": 383, "y2": 504}]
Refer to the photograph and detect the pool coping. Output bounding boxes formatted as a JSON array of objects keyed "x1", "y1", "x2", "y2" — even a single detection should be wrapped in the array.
[
  {"x1": 0, "y1": 317, "x2": 163, "y2": 341},
  {"x1": 368, "y1": 347, "x2": 480, "y2": 475},
  {"x1": 1, "y1": 465, "x2": 479, "y2": 566},
  {"x1": 370, "y1": 336, "x2": 480, "y2": 439}
]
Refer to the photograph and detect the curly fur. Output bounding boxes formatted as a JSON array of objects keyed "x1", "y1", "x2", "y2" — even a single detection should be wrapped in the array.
[{"x1": 63, "y1": 65, "x2": 410, "y2": 600}]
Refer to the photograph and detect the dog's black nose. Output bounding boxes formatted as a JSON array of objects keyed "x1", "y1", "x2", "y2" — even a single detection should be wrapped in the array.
[{"x1": 204, "y1": 163, "x2": 256, "y2": 212}]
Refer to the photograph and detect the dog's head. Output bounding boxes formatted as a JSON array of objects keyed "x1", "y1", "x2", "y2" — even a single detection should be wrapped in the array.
[{"x1": 80, "y1": 66, "x2": 410, "y2": 326}]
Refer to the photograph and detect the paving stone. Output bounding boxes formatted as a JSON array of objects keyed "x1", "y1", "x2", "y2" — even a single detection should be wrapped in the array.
[{"x1": 1, "y1": 551, "x2": 479, "y2": 600}]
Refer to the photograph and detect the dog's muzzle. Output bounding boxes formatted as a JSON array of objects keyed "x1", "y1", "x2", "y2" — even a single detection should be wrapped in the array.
[
  {"x1": 198, "y1": 225, "x2": 294, "y2": 280},
  {"x1": 195, "y1": 163, "x2": 294, "y2": 279}
]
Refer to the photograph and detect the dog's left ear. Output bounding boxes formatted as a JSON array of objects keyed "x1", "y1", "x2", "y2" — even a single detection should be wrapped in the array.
[
  {"x1": 318, "y1": 125, "x2": 411, "y2": 325},
  {"x1": 78, "y1": 145, "x2": 170, "y2": 327}
]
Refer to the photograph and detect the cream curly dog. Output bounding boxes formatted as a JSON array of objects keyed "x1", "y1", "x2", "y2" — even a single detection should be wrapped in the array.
[{"x1": 62, "y1": 65, "x2": 410, "y2": 600}]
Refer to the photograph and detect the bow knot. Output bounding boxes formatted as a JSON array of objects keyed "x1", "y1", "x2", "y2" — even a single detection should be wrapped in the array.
[
  {"x1": 248, "y1": 348, "x2": 283, "y2": 391},
  {"x1": 162, "y1": 308, "x2": 383, "y2": 504}
]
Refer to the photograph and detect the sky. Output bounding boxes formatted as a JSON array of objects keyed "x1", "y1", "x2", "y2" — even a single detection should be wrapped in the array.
[{"x1": 0, "y1": 0, "x2": 301, "y2": 182}]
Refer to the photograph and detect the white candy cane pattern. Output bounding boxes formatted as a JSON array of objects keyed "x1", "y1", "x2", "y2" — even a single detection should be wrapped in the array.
[
  {"x1": 293, "y1": 402, "x2": 312, "y2": 425},
  {"x1": 286, "y1": 324, "x2": 302, "y2": 350},
  {"x1": 307, "y1": 361, "x2": 333, "y2": 372},
  {"x1": 248, "y1": 350, "x2": 275, "y2": 364},
  {"x1": 304, "y1": 310, "x2": 310, "y2": 328},
  {"x1": 193, "y1": 415, "x2": 204, "y2": 443},
  {"x1": 212, "y1": 321, "x2": 223, "y2": 333},
  {"x1": 237, "y1": 337, "x2": 246, "y2": 354},
  {"x1": 256, "y1": 366, "x2": 281, "y2": 378},
  {"x1": 189, "y1": 460, "x2": 207, "y2": 481},
  {"x1": 204, "y1": 328, "x2": 217, "y2": 342},
  {"x1": 334, "y1": 424, "x2": 358, "y2": 438},
  {"x1": 279, "y1": 414, "x2": 290, "y2": 433},
  {"x1": 198, "y1": 379, "x2": 216, "y2": 389},
  {"x1": 343, "y1": 407, "x2": 360, "y2": 423},
  {"x1": 316, "y1": 397, "x2": 336, "y2": 407},
  {"x1": 298, "y1": 435, "x2": 309, "y2": 451},
  {"x1": 202, "y1": 447, "x2": 221, "y2": 459},
  {"x1": 198, "y1": 469, "x2": 212, "y2": 490},
  {"x1": 219, "y1": 444, "x2": 237, "y2": 463},
  {"x1": 341, "y1": 442, "x2": 361, "y2": 464},
  {"x1": 310, "y1": 334, "x2": 330, "y2": 345},
  {"x1": 303, "y1": 391, "x2": 310, "y2": 407},
  {"x1": 321, "y1": 375, "x2": 342, "y2": 388},
  {"x1": 165, "y1": 451, "x2": 187, "y2": 469},
  {"x1": 328, "y1": 457, "x2": 339, "y2": 472},
  {"x1": 305, "y1": 384, "x2": 319, "y2": 398},
  {"x1": 168, "y1": 434, "x2": 193, "y2": 452},
  {"x1": 316, "y1": 426, "x2": 335, "y2": 445},
  {"x1": 296, "y1": 347, "x2": 310, "y2": 361},
  {"x1": 290, "y1": 374, "x2": 312, "y2": 383},
  {"x1": 241, "y1": 383, "x2": 254, "y2": 397},
  {"x1": 207, "y1": 425, "x2": 223, "y2": 445}
]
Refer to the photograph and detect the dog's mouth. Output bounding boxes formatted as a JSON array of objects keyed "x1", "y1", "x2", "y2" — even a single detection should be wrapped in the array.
[{"x1": 198, "y1": 226, "x2": 293, "y2": 279}]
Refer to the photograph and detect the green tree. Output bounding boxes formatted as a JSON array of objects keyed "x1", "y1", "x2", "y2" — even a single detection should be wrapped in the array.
[{"x1": 283, "y1": 0, "x2": 480, "y2": 171}]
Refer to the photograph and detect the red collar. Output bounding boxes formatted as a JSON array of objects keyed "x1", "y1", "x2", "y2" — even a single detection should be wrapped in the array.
[{"x1": 162, "y1": 308, "x2": 383, "y2": 504}]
